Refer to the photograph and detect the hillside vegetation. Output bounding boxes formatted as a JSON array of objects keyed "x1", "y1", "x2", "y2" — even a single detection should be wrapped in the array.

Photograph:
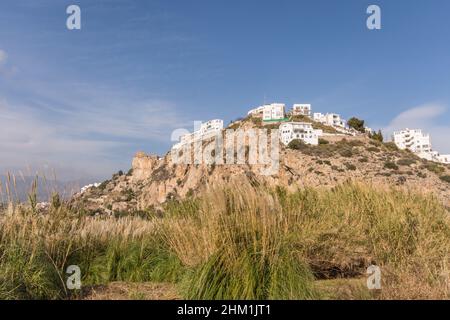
[{"x1": 0, "y1": 182, "x2": 449, "y2": 300}]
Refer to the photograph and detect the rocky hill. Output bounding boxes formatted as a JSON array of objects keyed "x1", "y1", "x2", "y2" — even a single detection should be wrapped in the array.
[{"x1": 71, "y1": 118, "x2": 450, "y2": 215}]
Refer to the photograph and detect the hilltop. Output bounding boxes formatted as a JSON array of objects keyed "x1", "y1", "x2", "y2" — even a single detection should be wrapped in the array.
[
  {"x1": 72, "y1": 116, "x2": 450, "y2": 215},
  {"x1": 3, "y1": 116, "x2": 450, "y2": 301}
]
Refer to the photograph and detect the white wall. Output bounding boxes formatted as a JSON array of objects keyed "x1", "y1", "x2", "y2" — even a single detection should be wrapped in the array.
[
  {"x1": 263, "y1": 103, "x2": 285, "y2": 121},
  {"x1": 292, "y1": 104, "x2": 311, "y2": 116},
  {"x1": 279, "y1": 122, "x2": 322, "y2": 145}
]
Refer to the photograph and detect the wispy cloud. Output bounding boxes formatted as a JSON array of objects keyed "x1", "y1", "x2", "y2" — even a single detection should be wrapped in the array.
[
  {"x1": 0, "y1": 91, "x2": 191, "y2": 180},
  {"x1": 382, "y1": 103, "x2": 450, "y2": 154},
  {"x1": 0, "y1": 49, "x2": 7, "y2": 64}
]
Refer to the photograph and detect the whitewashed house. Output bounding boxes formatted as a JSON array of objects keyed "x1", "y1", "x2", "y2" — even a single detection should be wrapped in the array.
[
  {"x1": 172, "y1": 119, "x2": 223, "y2": 150},
  {"x1": 435, "y1": 154, "x2": 450, "y2": 164},
  {"x1": 80, "y1": 183, "x2": 101, "y2": 194},
  {"x1": 247, "y1": 105, "x2": 265, "y2": 117},
  {"x1": 262, "y1": 103, "x2": 285, "y2": 121},
  {"x1": 292, "y1": 104, "x2": 311, "y2": 117},
  {"x1": 392, "y1": 129, "x2": 432, "y2": 154},
  {"x1": 199, "y1": 119, "x2": 223, "y2": 136},
  {"x1": 313, "y1": 113, "x2": 346, "y2": 128},
  {"x1": 392, "y1": 128, "x2": 450, "y2": 164},
  {"x1": 279, "y1": 122, "x2": 323, "y2": 146}
]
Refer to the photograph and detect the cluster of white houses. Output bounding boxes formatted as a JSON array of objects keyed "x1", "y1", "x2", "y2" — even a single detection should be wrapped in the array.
[
  {"x1": 172, "y1": 119, "x2": 224, "y2": 150},
  {"x1": 173, "y1": 103, "x2": 355, "y2": 150},
  {"x1": 171, "y1": 102, "x2": 449, "y2": 165},
  {"x1": 392, "y1": 128, "x2": 450, "y2": 164}
]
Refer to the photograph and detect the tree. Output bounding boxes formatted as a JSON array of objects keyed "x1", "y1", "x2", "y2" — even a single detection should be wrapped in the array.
[
  {"x1": 371, "y1": 130, "x2": 384, "y2": 142},
  {"x1": 347, "y1": 117, "x2": 365, "y2": 133},
  {"x1": 288, "y1": 139, "x2": 308, "y2": 150}
]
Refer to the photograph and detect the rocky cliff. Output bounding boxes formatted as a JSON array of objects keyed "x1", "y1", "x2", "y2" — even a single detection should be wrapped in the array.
[{"x1": 71, "y1": 121, "x2": 450, "y2": 215}]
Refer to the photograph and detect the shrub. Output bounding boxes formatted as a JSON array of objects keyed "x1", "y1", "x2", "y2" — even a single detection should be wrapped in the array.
[
  {"x1": 318, "y1": 138, "x2": 329, "y2": 145},
  {"x1": 423, "y1": 163, "x2": 445, "y2": 175},
  {"x1": 384, "y1": 142, "x2": 399, "y2": 151},
  {"x1": 288, "y1": 139, "x2": 308, "y2": 151},
  {"x1": 417, "y1": 171, "x2": 427, "y2": 178},
  {"x1": 384, "y1": 162, "x2": 399, "y2": 170},
  {"x1": 397, "y1": 158, "x2": 416, "y2": 167},
  {"x1": 98, "y1": 180, "x2": 109, "y2": 191},
  {"x1": 439, "y1": 175, "x2": 450, "y2": 183},
  {"x1": 359, "y1": 157, "x2": 369, "y2": 163},
  {"x1": 367, "y1": 146, "x2": 381, "y2": 153},
  {"x1": 344, "y1": 162, "x2": 357, "y2": 171},
  {"x1": 339, "y1": 148, "x2": 353, "y2": 158},
  {"x1": 370, "y1": 130, "x2": 384, "y2": 142},
  {"x1": 347, "y1": 117, "x2": 365, "y2": 133}
]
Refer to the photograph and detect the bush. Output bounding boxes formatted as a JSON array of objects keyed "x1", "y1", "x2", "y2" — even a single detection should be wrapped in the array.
[
  {"x1": 423, "y1": 163, "x2": 445, "y2": 175},
  {"x1": 384, "y1": 142, "x2": 399, "y2": 151},
  {"x1": 344, "y1": 163, "x2": 357, "y2": 171},
  {"x1": 288, "y1": 139, "x2": 308, "y2": 151},
  {"x1": 339, "y1": 148, "x2": 353, "y2": 158},
  {"x1": 347, "y1": 117, "x2": 365, "y2": 133},
  {"x1": 440, "y1": 175, "x2": 450, "y2": 183},
  {"x1": 367, "y1": 146, "x2": 381, "y2": 153},
  {"x1": 384, "y1": 162, "x2": 399, "y2": 170},
  {"x1": 318, "y1": 138, "x2": 329, "y2": 145},
  {"x1": 397, "y1": 158, "x2": 416, "y2": 167},
  {"x1": 370, "y1": 130, "x2": 384, "y2": 142}
]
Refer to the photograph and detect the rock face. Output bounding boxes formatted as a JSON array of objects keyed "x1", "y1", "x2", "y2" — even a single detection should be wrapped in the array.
[
  {"x1": 131, "y1": 152, "x2": 160, "y2": 181},
  {"x1": 71, "y1": 120, "x2": 450, "y2": 215}
]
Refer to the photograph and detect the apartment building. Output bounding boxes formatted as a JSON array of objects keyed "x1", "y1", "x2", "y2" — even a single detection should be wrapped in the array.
[
  {"x1": 247, "y1": 105, "x2": 265, "y2": 117},
  {"x1": 313, "y1": 113, "x2": 346, "y2": 128},
  {"x1": 279, "y1": 122, "x2": 323, "y2": 146},
  {"x1": 392, "y1": 129, "x2": 432, "y2": 154},
  {"x1": 172, "y1": 119, "x2": 223, "y2": 150},
  {"x1": 262, "y1": 103, "x2": 285, "y2": 121},
  {"x1": 435, "y1": 154, "x2": 450, "y2": 164},
  {"x1": 392, "y1": 128, "x2": 450, "y2": 164},
  {"x1": 291, "y1": 104, "x2": 311, "y2": 117}
]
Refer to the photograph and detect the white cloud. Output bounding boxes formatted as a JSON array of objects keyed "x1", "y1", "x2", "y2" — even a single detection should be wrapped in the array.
[
  {"x1": 0, "y1": 50, "x2": 7, "y2": 64},
  {"x1": 0, "y1": 95, "x2": 191, "y2": 180},
  {"x1": 382, "y1": 103, "x2": 450, "y2": 154}
]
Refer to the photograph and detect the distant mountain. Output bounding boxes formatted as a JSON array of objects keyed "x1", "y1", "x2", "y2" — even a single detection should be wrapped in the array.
[{"x1": 0, "y1": 175, "x2": 97, "y2": 202}]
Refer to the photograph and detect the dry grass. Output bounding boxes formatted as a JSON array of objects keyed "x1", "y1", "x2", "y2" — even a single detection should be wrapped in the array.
[
  {"x1": 160, "y1": 180, "x2": 450, "y2": 299},
  {"x1": 0, "y1": 179, "x2": 449, "y2": 300},
  {"x1": 81, "y1": 282, "x2": 180, "y2": 300}
]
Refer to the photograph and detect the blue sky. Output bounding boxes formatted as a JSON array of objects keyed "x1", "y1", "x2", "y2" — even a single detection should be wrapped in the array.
[{"x1": 1, "y1": 0, "x2": 449, "y2": 180}]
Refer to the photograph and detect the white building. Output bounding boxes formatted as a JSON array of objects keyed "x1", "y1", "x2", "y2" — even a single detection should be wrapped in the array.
[
  {"x1": 247, "y1": 105, "x2": 265, "y2": 117},
  {"x1": 435, "y1": 154, "x2": 450, "y2": 164},
  {"x1": 279, "y1": 122, "x2": 323, "y2": 146},
  {"x1": 313, "y1": 113, "x2": 346, "y2": 128},
  {"x1": 199, "y1": 119, "x2": 223, "y2": 136},
  {"x1": 392, "y1": 128, "x2": 450, "y2": 164},
  {"x1": 81, "y1": 183, "x2": 101, "y2": 194},
  {"x1": 263, "y1": 103, "x2": 285, "y2": 121},
  {"x1": 292, "y1": 104, "x2": 311, "y2": 117},
  {"x1": 172, "y1": 119, "x2": 223, "y2": 150},
  {"x1": 392, "y1": 129, "x2": 432, "y2": 154}
]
